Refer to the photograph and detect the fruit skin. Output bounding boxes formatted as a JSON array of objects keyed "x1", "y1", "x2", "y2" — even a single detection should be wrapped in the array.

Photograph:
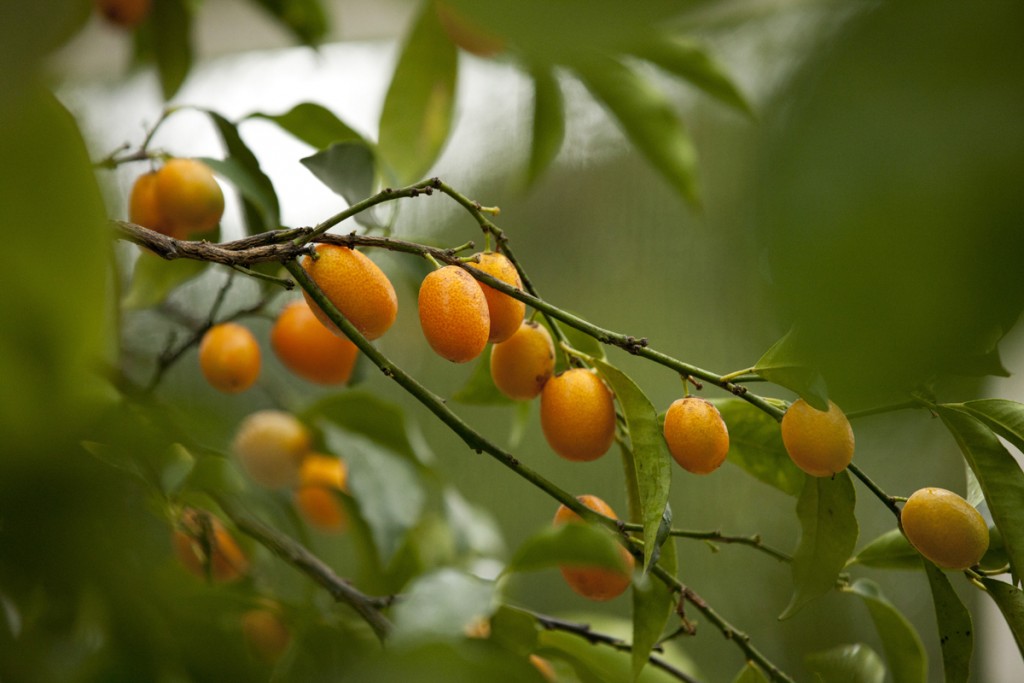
[
  {"x1": 540, "y1": 369, "x2": 616, "y2": 462},
  {"x1": 232, "y1": 410, "x2": 311, "y2": 489},
  {"x1": 294, "y1": 453, "x2": 349, "y2": 533},
  {"x1": 418, "y1": 265, "x2": 491, "y2": 363},
  {"x1": 434, "y1": 1, "x2": 505, "y2": 57},
  {"x1": 301, "y1": 244, "x2": 398, "y2": 341},
  {"x1": 271, "y1": 300, "x2": 358, "y2": 385},
  {"x1": 780, "y1": 398, "x2": 855, "y2": 477},
  {"x1": 95, "y1": 0, "x2": 151, "y2": 28},
  {"x1": 663, "y1": 397, "x2": 730, "y2": 474},
  {"x1": 129, "y1": 170, "x2": 176, "y2": 237},
  {"x1": 172, "y1": 509, "x2": 248, "y2": 583},
  {"x1": 901, "y1": 487, "x2": 989, "y2": 570},
  {"x1": 241, "y1": 608, "x2": 291, "y2": 664},
  {"x1": 472, "y1": 252, "x2": 525, "y2": 343},
  {"x1": 490, "y1": 321, "x2": 555, "y2": 400},
  {"x1": 155, "y1": 158, "x2": 224, "y2": 237},
  {"x1": 553, "y1": 495, "x2": 634, "y2": 601},
  {"x1": 198, "y1": 322, "x2": 261, "y2": 394}
]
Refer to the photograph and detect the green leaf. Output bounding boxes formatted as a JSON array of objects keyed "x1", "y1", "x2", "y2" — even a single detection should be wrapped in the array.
[
  {"x1": 923, "y1": 560, "x2": 972, "y2": 683},
  {"x1": 527, "y1": 64, "x2": 565, "y2": 185},
  {"x1": 805, "y1": 644, "x2": 885, "y2": 683},
  {"x1": 846, "y1": 579, "x2": 927, "y2": 683},
  {"x1": 452, "y1": 345, "x2": 514, "y2": 406},
  {"x1": 157, "y1": 443, "x2": 195, "y2": 497},
  {"x1": 185, "y1": 454, "x2": 248, "y2": 498},
  {"x1": 122, "y1": 250, "x2": 207, "y2": 310},
  {"x1": 980, "y1": 578, "x2": 1024, "y2": 660},
  {"x1": 390, "y1": 568, "x2": 496, "y2": 645},
  {"x1": 732, "y1": 662, "x2": 770, "y2": 683},
  {"x1": 631, "y1": 538, "x2": 676, "y2": 680},
  {"x1": 538, "y1": 624, "x2": 694, "y2": 683},
  {"x1": 937, "y1": 404, "x2": 1024, "y2": 578},
  {"x1": 489, "y1": 605, "x2": 540, "y2": 658},
  {"x1": 300, "y1": 141, "x2": 376, "y2": 206},
  {"x1": 754, "y1": 328, "x2": 829, "y2": 411},
  {"x1": 150, "y1": 0, "x2": 193, "y2": 100},
  {"x1": 780, "y1": 472, "x2": 857, "y2": 619},
  {"x1": 204, "y1": 110, "x2": 281, "y2": 234},
  {"x1": 575, "y1": 55, "x2": 700, "y2": 205},
  {"x1": 199, "y1": 156, "x2": 278, "y2": 234},
  {"x1": 629, "y1": 36, "x2": 754, "y2": 117},
  {"x1": 249, "y1": 102, "x2": 365, "y2": 150},
  {"x1": 505, "y1": 523, "x2": 630, "y2": 575},
  {"x1": 378, "y1": 3, "x2": 457, "y2": 184},
  {"x1": 848, "y1": 528, "x2": 920, "y2": 570},
  {"x1": 247, "y1": 0, "x2": 327, "y2": 46},
  {"x1": 442, "y1": 487, "x2": 506, "y2": 558},
  {"x1": 589, "y1": 357, "x2": 671, "y2": 572},
  {"x1": 713, "y1": 398, "x2": 804, "y2": 496}
]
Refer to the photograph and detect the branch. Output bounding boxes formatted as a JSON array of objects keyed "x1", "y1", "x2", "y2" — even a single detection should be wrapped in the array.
[{"x1": 619, "y1": 525, "x2": 792, "y2": 563}]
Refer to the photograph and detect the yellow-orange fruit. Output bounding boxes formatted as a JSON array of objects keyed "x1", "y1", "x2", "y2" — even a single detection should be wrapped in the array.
[
  {"x1": 472, "y1": 252, "x2": 525, "y2": 343},
  {"x1": 172, "y1": 509, "x2": 248, "y2": 583},
  {"x1": 529, "y1": 655, "x2": 557, "y2": 682},
  {"x1": 901, "y1": 487, "x2": 989, "y2": 570},
  {"x1": 490, "y1": 321, "x2": 555, "y2": 400},
  {"x1": 241, "y1": 608, "x2": 291, "y2": 664},
  {"x1": 198, "y1": 323, "x2": 261, "y2": 394},
  {"x1": 663, "y1": 397, "x2": 730, "y2": 475},
  {"x1": 294, "y1": 453, "x2": 348, "y2": 533},
  {"x1": 95, "y1": 0, "x2": 151, "y2": 28},
  {"x1": 129, "y1": 170, "x2": 176, "y2": 237},
  {"x1": 435, "y1": 1, "x2": 505, "y2": 57},
  {"x1": 418, "y1": 265, "x2": 490, "y2": 363},
  {"x1": 271, "y1": 300, "x2": 358, "y2": 385},
  {"x1": 540, "y1": 369, "x2": 616, "y2": 462},
  {"x1": 155, "y1": 158, "x2": 224, "y2": 237},
  {"x1": 300, "y1": 244, "x2": 398, "y2": 340},
  {"x1": 232, "y1": 410, "x2": 311, "y2": 489},
  {"x1": 780, "y1": 398, "x2": 855, "y2": 477},
  {"x1": 553, "y1": 495, "x2": 633, "y2": 601}
]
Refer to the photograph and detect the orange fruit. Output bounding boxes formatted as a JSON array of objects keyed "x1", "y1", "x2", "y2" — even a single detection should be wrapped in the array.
[
  {"x1": 294, "y1": 453, "x2": 348, "y2": 533},
  {"x1": 271, "y1": 300, "x2": 359, "y2": 385},
  {"x1": 901, "y1": 487, "x2": 989, "y2": 570},
  {"x1": 232, "y1": 410, "x2": 311, "y2": 489},
  {"x1": 490, "y1": 321, "x2": 555, "y2": 400},
  {"x1": 129, "y1": 170, "x2": 176, "y2": 237},
  {"x1": 540, "y1": 369, "x2": 616, "y2": 462},
  {"x1": 780, "y1": 398, "x2": 855, "y2": 477},
  {"x1": 198, "y1": 322, "x2": 261, "y2": 394},
  {"x1": 553, "y1": 495, "x2": 633, "y2": 601},
  {"x1": 472, "y1": 252, "x2": 525, "y2": 343},
  {"x1": 155, "y1": 158, "x2": 224, "y2": 237},
  {"x1": 241, "y1": 608, "x2": 291, "y2": 664},
  {"x1": 418, "y1": 265, "x2": 490, "y2": 363},
  {"x1": 172, "y1": 509, "x2": 248, "y2": 583},
  {"x1": 95, "y1": 0, "x2": 151, "y2": 28},
  {"x1": 435, "y1": 1, "x2": 505, "y2": 57},
  {"x1": 663, "y1": 397, "x2": 730, "y2": 474},
  {"x1": 300, "y1": 244, "x2": 398, "y2": 340}
]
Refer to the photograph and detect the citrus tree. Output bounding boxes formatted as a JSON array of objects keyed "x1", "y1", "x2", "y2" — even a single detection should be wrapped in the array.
[{"x1": 2, "y1": 1, "x2": 1024, "y2": 682}]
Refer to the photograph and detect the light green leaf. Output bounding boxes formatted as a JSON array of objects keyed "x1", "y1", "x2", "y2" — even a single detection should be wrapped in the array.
[
  {"x1": 204, "y1": 110, "x2": 281, "y2": 234},
  {"x1": 632, "y1": 538, "x2": 676, "y2": 680},
  {"x1": 488, "y1": 605, "x2": 539, "y2": 658},
  {"x1": 780, "y1": 472, "x2": 857, "y2": 619},
  {"x1": 848, "y1": 528, "x2": 920, "y2": 570},
  {"x1": 575, "y1": 55, "x2": 700, "y2": 205},
  {"x1": 247, "y1": 0, "x2": 327, "y2": 46},
  {"x1": 249, "y1": 102, "x2": 364, "y2": 150},
  {"x1": 378, "y1": 3, "x2": 457, "y2": 184},
  {"x1": 538, "y1": 624, "x2": 695, "y2": 683},
  {"x1": 150, "y1": 0, "x2": 192, "y2": 100},
  {"x1": 714, "y1": 398, "x2": 804, "y2": 496},
  {"x1": 937, "y1": 404, "x2": 1024, "y2": 579},
  {"x1": 754, "y1": 328, "x2": 829, "y2": 411},
  {"x1": 847, "y1": 579, "x2": 927, "y2": 683},
  {"x1": 300, "y1": 141, "x2": 376, "y2": 209},
  {"x1": 505, "y1": 523, "x2": 630, "y2": 575},
  {"x1": 732, "y1": 662, "x2": 770, "y2": 683},
  {"x1": 185, "y1": 453, "x2": 248, "y2": 498},
  {"x1": 452, "y1": 345, "x2": 514, "y2": 406},
  {"x1": 390, "y1": 568, "x2": 496, "y2": 645},
  {"x1": 157, "y1": 443, "x2": 195, "y2": 497},
  {"x1": 122, "y1": 250, "x2": 206, "y2": 310},
  {"x1": 590, "y1": 357, "x2": 671, "y2": 572},
  {"x1": 923, "y1": 560, "x2": 972, "y2": 683},
  {"x1": 527, "y1": 64, "x2": 565, "y2": 185},
  {"x1": 442, "y1": 487, "x2": 505, "y2": 559},
  {"x1": 981, "y1": 578, "x2": 1024, "y2": 660},
  {"x1": 805, "y1": 644, "x2": 885, "y2": 683}
]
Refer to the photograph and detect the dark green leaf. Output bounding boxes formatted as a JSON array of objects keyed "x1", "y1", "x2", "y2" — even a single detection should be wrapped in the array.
[
  {"x1": 732, "y1": 662, "x2": 770, "y2": 683},
  {"x1": 805, "y1": 644, "x2": 885, "y2": 683},
  {"x1": 575, "y1": 55, "x2": 700, "y2": 205},
  {"x1": 199, "y1": 156, "x2": 278, "y2": 234},
  {"x1": 122, "y1": 249, "x2": 207, "y2": 310},
  {"x1": 204, "y1": 110, "x2": 281, "y2": 234},
  {"x1": 754, "y1": 328, "x2": 829, "y2": 411},
  {"x1": 249, "y1": 102, "x2": 364, "y2": 150},
  {"x1": 780, "y1": 472, "x2": 857, "y2": 619},
  {"x1": 848, "y1": 528, "x2": 921, "y2": 570},
  {"x1": 713, "y1": 398, "x2": 804, "y2": 496},
  {"x1": 505, "y1": 523, "x2": 630, "y2": 575},
  {"x1": 981, "y1": 578, "x2": 1024, "y2": 660},
  {"x1": 538, "y1": 623, "x2": 695, "y2": 683},
  {"x1": 151, "y1": 0, "x2": 193, "y2": 100},
  {"x1": 847, "y1": 579, "x2": 927, "y2": 683},
  {"x1": 452, "y1": 345, "x2": 514, "y2": 405},
  {"x1": 489, "y1": 605, "x2": 540, "y2": 658},
  {"x1": 300, "y1": 141, "x2": 376, "y2": 209},
  {"x1": 247, "y1": 0, "x2": 327, "y2": 46},
  {"x1": 378, "y1": 3, "x2": 457, "y2": 184},
  {"x1": 527, "y1": 64, "x2": 565, "y2": 185},
  {"x1": 590, "y1": 357, "x2": 671, "y2": 572},
  {"x1": 632, "y1": 538, "x2": 676, "y2": 680},
  {"x1": 937, "y1": 405, "x2": 1024, "y2": 578},
  {"x1": 923, "y1": 560, "x2": 972, "y2": 683},
  {"x1": 390, "y1": 568, "x2": 496, "y2": 645}
]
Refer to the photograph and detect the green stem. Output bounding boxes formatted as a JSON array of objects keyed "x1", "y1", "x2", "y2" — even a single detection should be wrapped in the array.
[
  {"x1": 847, "y1": 463, "x2": 902, "y2": 518},
  {"x1": 719, "y1": 367, "x2": 756, "y2": 383}
]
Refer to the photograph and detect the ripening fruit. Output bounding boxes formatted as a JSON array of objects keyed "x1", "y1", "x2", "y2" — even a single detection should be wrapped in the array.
[
  {"x1": 232, "y1": 410, "x2": 311, "y2": 489},
  {"x1": 553, "y1": 495, "x2": 634, "y2": 601},
  {"x1": 541, "y1": 369, "x2": 616, "y2": 462},
  {"x1": 472, "y1": 252, "x2": 525, "y2": 343},
  {"x1": 129, "y1": 170, "x2": 176, "y2": 237},
  {"x1": 172, "y1": 509, "x2": 248, "y2": 583},
  {"x1": 271, "y1": 300, "x2": 358, "y2": 385},
  {"x1": 780, "y1": 398, "x2": 855, "y2": 477},
  {"x1": 301, "y1": 244, "x2": 398, "y2": 340},
  {"x1": 198, "y1": 323, "x2": 261, "y2": 394},
  {"x1": 418, "y1": 265, "x2": 490, "y2": 363},
  {"x1": 294, "y1": 453, "x2": 348, "y2": 533},
  {"x1": 155, "y1": 158, "x2": 224, "y2": 237},
  {"x1": 490, "y1": 321, "x2": 555, "y2": 400},
  {"x1": 435, "y1": 1, "x2": 505, "y2": 57},
  {"x1": 663, "y1": 397, "x2": 730, "y2": 474},
  {"x1": 95, "y1": 0, "x2": 151, "y2": 28},
  {"x1": 241, "y1": 608, "x2": 291, "y2": 664},
  {"x1": 901, "y1": 487, "x2": 989, "y2": 570}
]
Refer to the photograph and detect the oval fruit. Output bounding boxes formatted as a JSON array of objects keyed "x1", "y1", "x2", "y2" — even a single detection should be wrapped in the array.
[
  {"x1": 472, "y1": 252, "x2": 525, "y2": 343},
  {"x1": 490, "y1": 321, "x2": 555, "y2": 400},
  {"x1": 241, "y1": 608, "x2": 291, "y2": 664},
  {"x1": 172, "y1": 509, "x2": 248, "y2": 582},
  {"x1": 901, "y1": 487, "x2": 989, "y2": 570},
  {"x1": 198, "y1": 322, "x2": 261, "y2": 394},
  {"x1": 232, "y1": 410, "x2": 311, "y2": 489},
  {"x1": 155, "y1": 158, "x2": 224, "y2": 237},
  {"x1": 129, "y1": 170, "x2": 175, "y2": 237},
  {"x1": 271, "y1": 300, "x2": 358, "y2": 385},
  {"x1": 301, "y1": 244, "x2": 398, "y2": 341},
  {"x1": 418, "y1": 265, "x2": 490, "y2": 363},
  {"x1": 540, "y1": 368, "x2": 616, "y2": 462},
  {"x1": 294, "y1": 453, "x2": 348, "y2": 533},
  {"x1": 780, "y1": 398, "x2": 855, "y2": 477},
  {"x1": 553, "y1": 494, "x2": 633, "y2": 601},
  {"x1": 663, "y1": 397, "x2": 730, "y2": 474}
]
